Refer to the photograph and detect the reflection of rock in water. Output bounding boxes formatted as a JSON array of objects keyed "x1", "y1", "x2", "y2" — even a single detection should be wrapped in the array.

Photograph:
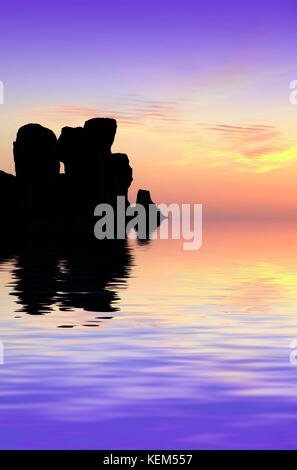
[
  {"x1": 57, "y1": 240, "x2": 132, "y2": 314},
  {"x1": 9, "y1": 240, "x2": 133, "y2": 327},
  {"x1": 10, "y1": 248, "x2": 60, "y2": 316}
]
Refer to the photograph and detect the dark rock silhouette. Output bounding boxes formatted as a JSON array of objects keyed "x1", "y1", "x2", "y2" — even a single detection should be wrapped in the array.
[
  {"x1": 0, "y1": 170, "x2": 17, "y2": 217},
  {"x1": 0, "y1": 116, "x2": 164, "y2": 323},
  {"x1": 83, "y1": 117, "x2": 133, "y2": 202},
  {"x1": 14, "y1": 124, "x2": 59, "y2": 180},
  {"x1": 13, "y1": 124, "x2": 60, "y2": 236},
  {"x1": 0, "y1": 171, "x2": 18, "y2": 243},
  {"x1": 57, "y1": 118, "x2": 133, "y2": 236},
  {"x1": 57, "y1": 118, "x2": 132, "y2": 203},
  {"x1": 136, "y1": 189, "x2": 166, "y2": 241},
  {"x1": 84, "y1": 117, "x2": 117, "y2": 156},
  {"x1": 57, "y1": 126, "x2": 85, "y2": 177},
  {"x1": 137, "y1": 189, "x2": 155, "y2": 206},
  {"x1": 0, "y1": 117, "x2": 163, "y2": 244}
]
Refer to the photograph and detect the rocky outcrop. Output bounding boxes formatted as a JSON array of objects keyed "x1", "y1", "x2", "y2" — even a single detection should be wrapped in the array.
[
  {"x1": 136, "y1": 189, "x2": 154, "y2": 206},
  {"x1": 135, "y1": 189, "x2": 166, "y2": 241},
  {"x1": 57, "y1": 118, "x2": 132, "y2": 206},
  {"x1": 14, "y1": 124, "x2": 59, "y2": 179},
  {"x1": 0, "y1": 170, "x2": 17, "y2": 229},
  {"x1": 0, "y1": 117, "x2": 161, "y2": 242},
  {"x1": 56, "y1": 118, "x2": 133, "y2": 235},
  {"x1": 13, "y1": 124, "x2": 59, "y2": 223}
]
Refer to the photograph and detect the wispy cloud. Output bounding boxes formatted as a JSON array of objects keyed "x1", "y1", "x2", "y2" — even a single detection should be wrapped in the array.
[
  {"x1": 29, "y1": 97, "x2": 187, "y2": 129},
  {"x1": 200, "y1": 122, "x2": 280, "y2": 144}
]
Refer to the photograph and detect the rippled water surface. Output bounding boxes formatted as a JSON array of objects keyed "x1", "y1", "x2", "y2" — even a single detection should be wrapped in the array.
[{"x1": 1, "y1": 221, "x2": 297, "y2": 449}]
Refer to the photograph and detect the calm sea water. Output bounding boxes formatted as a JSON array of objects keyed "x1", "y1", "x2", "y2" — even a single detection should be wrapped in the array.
[{"x1": 1, "y1": 221, "x2": 297, "y2": 449}]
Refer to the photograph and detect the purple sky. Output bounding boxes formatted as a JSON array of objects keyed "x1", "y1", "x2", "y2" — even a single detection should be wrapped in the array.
[
  {"x1": 1, "y1": 1, "x2": 295, "y2": 106},
  {"x1": 1, "y1": 1, "x2": 297, "y2": 215}
]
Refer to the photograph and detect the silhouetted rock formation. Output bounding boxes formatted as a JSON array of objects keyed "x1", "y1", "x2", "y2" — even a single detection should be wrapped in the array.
[
  {"x1": 83, "y1": 118, "x2": 133, "y2": 203},
  {"x1": 14, "y1": 124, "x2": 59, "y2": 180},
  {"x1": 0, "y1": 171, "x2": 18, "y2": 242},
  {"x1": 136, "y1": 189, "x2": 154, "y2": 206},
  {"x1": 136, "y1": 189, "x2": 166, "y2": 240},
  {"x1": 57, "y1": 118, "x2": 133, "y2": 235},
  {"x1": 0, "y1": 170, "x2": 17, "y2": 217},
  {"x1": 0, "y1": 117, "x2": 164, "y2": 323},
  {"x1": 0, "y1": 117, "x2": 163, "y2": 244},
  {"x1": 13, "y1": 124, "x2": 60, "y2": 235},
  {"x1": 57, "y1": 118, "x2": 132, "y2": 203},
  {"x1": 84, "y1": 117, "x2": 117, "y2": 155},
  {"x1": 57, "y1": 126, "x2": 85, "y2": 177}
]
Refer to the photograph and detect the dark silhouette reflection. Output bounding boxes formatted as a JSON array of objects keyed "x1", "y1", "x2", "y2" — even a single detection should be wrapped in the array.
[
  {"x1": 57, "y1": 240, "x2": 132, "y2": 314},
  {"x1": 10, "y1": 248, "x2": 60, "y2": 316},
  {"x1": 9, "y1": 240, "x2": 133, "y2": 327}
]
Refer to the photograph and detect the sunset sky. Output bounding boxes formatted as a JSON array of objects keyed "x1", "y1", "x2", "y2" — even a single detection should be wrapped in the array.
[{"x1": 0, "y1": 0, "x2": 297, "y2": 217}]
